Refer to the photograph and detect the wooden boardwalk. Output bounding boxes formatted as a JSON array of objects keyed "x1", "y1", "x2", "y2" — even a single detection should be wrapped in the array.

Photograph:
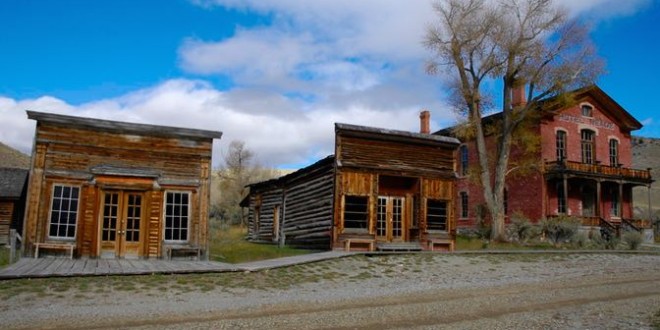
[{"x1": 0, "y1": 251, "x2": 354, "y2": 280}]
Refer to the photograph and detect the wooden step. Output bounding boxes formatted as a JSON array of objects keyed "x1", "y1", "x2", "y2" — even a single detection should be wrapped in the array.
[{"x1": 376, "y1": 242, "x2": 423, "y2": 252}]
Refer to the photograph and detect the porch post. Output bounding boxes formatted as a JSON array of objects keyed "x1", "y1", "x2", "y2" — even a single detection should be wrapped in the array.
[
  {"x1": 648, "y1": 184, "x2": 653, "y2": 221},
  {"x1": 618, "y1": 182, "x2": 623, "y2": 218},
  {"x1": 596, "y1": 180, "x2": 602, "y2": 218},
  {"x1": 563, "y1": 176, "x2": 568, "y2": 214}
]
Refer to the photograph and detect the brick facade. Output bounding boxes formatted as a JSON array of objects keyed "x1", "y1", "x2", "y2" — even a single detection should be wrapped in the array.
[{"x1": 443, "y1": 86, "x2": 652, "y2": 232}]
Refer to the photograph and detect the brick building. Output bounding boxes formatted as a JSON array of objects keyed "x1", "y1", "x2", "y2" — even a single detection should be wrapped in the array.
[{"x1": 437, "y1": 85, "x2": 654, "y2": 239}]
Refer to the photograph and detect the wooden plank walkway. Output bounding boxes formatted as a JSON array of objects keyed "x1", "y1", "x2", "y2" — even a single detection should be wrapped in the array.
[{"x1": 0, "y1": 251, "x2": 354, "y2": 280}]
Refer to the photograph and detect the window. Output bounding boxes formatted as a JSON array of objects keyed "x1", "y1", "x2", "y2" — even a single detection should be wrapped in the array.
[
  {"x1": 427, "y1": 199, "x2": 448, "y2": 231},
  {"x1": 344, "y1": 196, "x2": 369, "y2": 231},
  {"x1": 581, "y1": 130, "x2": 595, "y2": 164},
  {"x1": 48, "y1": 185, "x2": 80, "y2": 239},
  {"x1": 581, "y1": 105, "x2": 593, "y2": 117},
  {"x1": 503, "y1": 188, "x2": 508, "y2": 215},
  {"x1": 164, "y1": 191, "x2": 190, "y2": 242},
  {"x1": 557, "y1": 182, "x2": 567, "y2": 214},
  {"x1": 460, "y1": 145, "x2": 468, "y2": 176},
  {"x1": 610, "y1": 189, "x2": 620, "y2": 217},
  {"x1": 609, "y1": 139, "x2": 619, "y2": 166},
  {"x1": 460, "y1": 192, "x2": 468, "y2": 218},
  {"x1": 556, "y1": 130, "x2": 566, "y2": 161}
]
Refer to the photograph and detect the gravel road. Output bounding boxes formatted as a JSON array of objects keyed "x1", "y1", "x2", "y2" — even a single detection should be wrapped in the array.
[{"x1": 2, "y1": 253, "x2": 659, "y2": 329}]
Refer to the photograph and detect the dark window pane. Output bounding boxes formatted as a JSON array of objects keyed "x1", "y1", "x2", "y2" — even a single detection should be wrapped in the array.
[
  {"x1": 180, "y1": 229, "x2": 187, "y2": 240},
  {"x1": 62, "y1": 186, "x2": 71, "y2": 197},
  {"x1": 49, "y1": 224, "x2": 58, "y2": 236},
  {"x1": 71, "y1": 187, "x2": 79, "y2": 199},
  {"x1": 165, "y1": 229, "x2": 172, "y2": 240},
  {"x1": 67, "y1": 225, "x2": 75, "y2": 237}
]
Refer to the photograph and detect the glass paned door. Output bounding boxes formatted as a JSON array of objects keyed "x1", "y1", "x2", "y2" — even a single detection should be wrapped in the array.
[
  {"x1": 100, "y1": 191, "x2": 143, "y2": 258},
  {"x1": 376, "y1": 196, "x2": 405, "y2": 241}
]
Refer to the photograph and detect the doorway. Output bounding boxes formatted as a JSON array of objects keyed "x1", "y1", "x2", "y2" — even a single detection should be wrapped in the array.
[
  {"x1": 99, "y1": 191, "x2": 144, "y2": 258},
  {"x1": 376, "y1": 196, "x2": 404, "y2": 242}
]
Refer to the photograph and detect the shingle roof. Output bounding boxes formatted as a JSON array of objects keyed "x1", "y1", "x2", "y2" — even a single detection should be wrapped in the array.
[
  {"x1": 0, "y1": 142, "x2": 30, "y2": 169},
  {"x1": 0, "y1": 168, "x2": 28, "y2": 198}
]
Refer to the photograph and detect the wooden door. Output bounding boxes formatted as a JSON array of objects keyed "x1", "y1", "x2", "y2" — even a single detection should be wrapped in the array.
[
  {"x1": 100, "y1": 191, "x2": 144, "y2": 259},
  {"x1": 376, "y1": 196, "x2": 404, "y2": 242}
]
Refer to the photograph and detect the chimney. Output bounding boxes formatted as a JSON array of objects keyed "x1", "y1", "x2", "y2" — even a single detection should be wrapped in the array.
[
  {"x1": 512, "y1": 83, "x2": 527, "y2": 108},
  {"x1": 420, "y1": 110, "x2": 430, "y2": 134}
]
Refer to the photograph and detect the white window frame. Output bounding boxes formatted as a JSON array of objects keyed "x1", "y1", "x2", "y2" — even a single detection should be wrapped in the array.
[
  {"x1": 163, "y1": 190, "x2": 192, "y2": 243},
  {"x1": 47, "y1": 184, "x2": 81, "y2": 240}
]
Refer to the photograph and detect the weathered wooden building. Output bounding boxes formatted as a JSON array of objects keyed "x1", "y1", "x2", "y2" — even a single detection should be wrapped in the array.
[
  {"x1": 23, "y1": 111, "x2": 222, "y2": 259},
  {"x1": 242, "y1": 114, "x2": 460, "y2": 251}
]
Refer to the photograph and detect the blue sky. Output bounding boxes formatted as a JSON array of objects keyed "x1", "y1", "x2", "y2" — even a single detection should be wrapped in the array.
[{"x1": 1, "y1": 0, "x2": 658, "y2": 169}]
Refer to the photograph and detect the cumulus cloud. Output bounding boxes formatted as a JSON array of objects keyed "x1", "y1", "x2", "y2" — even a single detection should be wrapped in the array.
[
  {"x1": 4, "y1": 0, "x2": 652, "y2": 168},
  {"x1": 0, "y1": 79, "x2": 449, "y2": 169}
]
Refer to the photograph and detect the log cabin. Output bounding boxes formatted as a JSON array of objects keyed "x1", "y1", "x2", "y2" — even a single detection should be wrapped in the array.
[
  {"x1": 23, "y1": 111, "x2": 222, "y2": 259},
  {"x1": 437, "y1": 85, "x2": 655, "y2": 241},
  {"x1": 242, "y1": 112, "x2": 460, "y2": 251}
]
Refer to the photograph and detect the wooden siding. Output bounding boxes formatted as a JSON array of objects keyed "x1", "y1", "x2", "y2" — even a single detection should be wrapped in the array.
[
  {"x1": 38, "y1": 124, "x2": 209, "y2": 180},
  {"x1": 280, "y1": 165, "x2": 334, "y2": 249},
  {"x1": 247, "y1": 160, "x2": 335, "y2": 250},
  {"x1": 0, "y1": 201, "x2": 13, "y2": 245},
  {"x1": 337, "y1": 135, "x2": 455, "y2": 176}
]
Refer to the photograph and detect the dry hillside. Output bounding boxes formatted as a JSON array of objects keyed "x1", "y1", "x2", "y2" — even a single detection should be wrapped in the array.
[
  {"x1": 0, "y1": 142, "x2": 30, "y2": 169},
  {"x1": 632, "y1": 136, "x2": 660, "y2": 218}
]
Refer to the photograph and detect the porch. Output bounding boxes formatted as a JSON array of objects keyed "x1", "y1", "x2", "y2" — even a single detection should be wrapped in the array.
[
  {"x1": 545, "y1": 160, "x2": 653, "y2": 222},
  {"x1": 0, "y1": 251, "x2": 354, "y2": 279}
]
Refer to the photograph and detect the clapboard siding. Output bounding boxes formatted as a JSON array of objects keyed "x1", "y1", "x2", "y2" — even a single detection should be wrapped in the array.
[{"x1": 23, "y1": 111, "x2": 221, "y2": 259}]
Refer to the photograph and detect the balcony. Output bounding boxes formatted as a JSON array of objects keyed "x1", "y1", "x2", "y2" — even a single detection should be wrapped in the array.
[{"x1": 544, "y1": 160, "x2": 653, "y2": 184}]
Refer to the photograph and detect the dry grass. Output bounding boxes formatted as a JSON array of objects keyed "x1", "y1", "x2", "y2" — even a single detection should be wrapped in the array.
[{"x1": 208, "y1": 223, "x2": 312, "y2": 264}]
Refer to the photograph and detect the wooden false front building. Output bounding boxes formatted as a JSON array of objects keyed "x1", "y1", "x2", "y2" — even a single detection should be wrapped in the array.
[
  {"x1": 242, "y1": 118, "x2": 460, "y2": 252},
  {"x1": 23, "y1": 111, "x2": 222, "y2": 259}
]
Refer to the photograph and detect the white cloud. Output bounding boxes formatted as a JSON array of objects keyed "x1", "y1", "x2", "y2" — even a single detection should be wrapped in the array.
[{"x1": 0, "y1": 79, "x2": 450, "y2": 169}]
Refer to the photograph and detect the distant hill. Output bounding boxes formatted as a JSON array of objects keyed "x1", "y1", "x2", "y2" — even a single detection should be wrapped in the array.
[
  {"x1": 632, "y1": 136, "x2": 660, "y2": 219},
  {"x1": 0, "y1": 142, "x2": 30, "y2": 169}
]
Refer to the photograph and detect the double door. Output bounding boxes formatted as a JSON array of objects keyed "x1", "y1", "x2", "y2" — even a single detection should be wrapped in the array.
[
  {"x1": 376, "y1": 196, "x2": 404, "y2": 242},
  {"x1": 99, "y1": 191, "x2": 143, "y2": 259}
]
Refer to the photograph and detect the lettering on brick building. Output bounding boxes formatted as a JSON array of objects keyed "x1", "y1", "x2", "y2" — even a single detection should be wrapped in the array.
[{"x1": 558, "y1": 114, "x2": 615, "y2": 130}]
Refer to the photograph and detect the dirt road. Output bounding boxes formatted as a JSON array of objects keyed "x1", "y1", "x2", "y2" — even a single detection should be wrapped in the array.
[{"x1": 2, "y1": 253, "x2": 660, "y2": 329}]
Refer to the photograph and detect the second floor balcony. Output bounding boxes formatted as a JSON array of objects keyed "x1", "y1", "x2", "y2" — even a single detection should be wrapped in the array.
[{"x1": 544, "y1": 160, "x2": 653, "y2": 184}]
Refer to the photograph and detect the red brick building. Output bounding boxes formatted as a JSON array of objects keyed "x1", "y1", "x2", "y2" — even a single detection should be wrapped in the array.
[{"x1": 437, "y1": 85, "x2": 654, "y2": 239}]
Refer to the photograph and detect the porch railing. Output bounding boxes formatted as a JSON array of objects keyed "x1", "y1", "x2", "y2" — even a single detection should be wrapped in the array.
[{"x1": 544, "y1": 160, "x2": 652, "y2": 181}]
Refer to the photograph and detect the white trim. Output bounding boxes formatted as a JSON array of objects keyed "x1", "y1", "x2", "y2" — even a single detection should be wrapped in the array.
[
  {"x1": 46, "y1": 184, "x2": 81, "y2": 241},
  {"x1": 163, "y1": 190, "x2": 192, "y2": 243}
]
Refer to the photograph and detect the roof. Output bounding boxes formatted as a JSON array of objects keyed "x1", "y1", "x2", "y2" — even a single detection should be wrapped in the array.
[
  {"x1": 240, "y1": 155, "x2": 335, "y2": 207},
  {"x1": 336, "y1": 123, "x2": 460, "y2": 146},
  {"x1": 434, "y1": 85, "x2": 643, "y2": 136},
  {"x1": 0, "y1": 142, "x2": 30, "y2": 169},
  {"x1": 26, "y1": 110, "x2": 223, "y2": 140},
  {"x1": 0, "y1": 168, "x2": 28, "y2": 198}
]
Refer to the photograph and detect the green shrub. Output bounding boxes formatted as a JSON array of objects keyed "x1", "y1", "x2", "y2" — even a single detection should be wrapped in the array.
[
  {"x1": 591, "y1": 231, "x2": 620, "y2": 249},
  {"x1": 570, "y1": 232, "x2": 589, "y2": 249},
  {"x1": 541, "y1": 215, "x2": 580, "y2": 246},
  {"x1": 622, "y1": 231, "x2": 643, "y2": 250},
  {"x1": 508, "y1": 212, "x2": 540, "y2": 243}
]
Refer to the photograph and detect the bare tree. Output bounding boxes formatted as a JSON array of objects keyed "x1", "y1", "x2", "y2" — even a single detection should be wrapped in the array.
[
  {"x1": 213, "y1": 140, "x2": 280, "y2": 226},
  {"x1": 425, "y1": 0, "x2": 603, "y2": 240}
]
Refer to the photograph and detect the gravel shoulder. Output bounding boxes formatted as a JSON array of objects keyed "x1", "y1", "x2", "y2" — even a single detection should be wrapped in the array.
[{"x1": 1, "y1": 253, "x2": 659, "y2": 329}]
